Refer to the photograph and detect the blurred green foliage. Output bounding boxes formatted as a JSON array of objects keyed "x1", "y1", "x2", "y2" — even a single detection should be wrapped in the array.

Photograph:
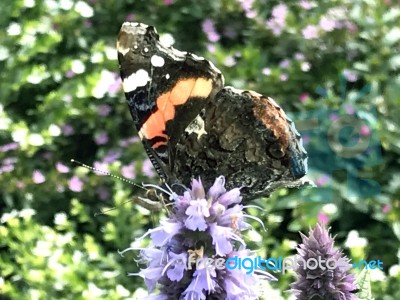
[{"x1": 0, "y1": 0, "x2": 399, "y2": 299}]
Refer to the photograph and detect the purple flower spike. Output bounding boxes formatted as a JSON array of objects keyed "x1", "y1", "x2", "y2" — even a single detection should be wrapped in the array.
[
  {"x1": 291, "y1": 223, "x2": 357, "y2": 300},
  {"x1": 123, "y1": 176, "x2": 271, "y2": 299}
]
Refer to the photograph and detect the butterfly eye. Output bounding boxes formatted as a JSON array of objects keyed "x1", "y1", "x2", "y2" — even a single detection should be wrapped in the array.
[{"x1": 269, "y1": 143, "x2": 285, "y2": 158}]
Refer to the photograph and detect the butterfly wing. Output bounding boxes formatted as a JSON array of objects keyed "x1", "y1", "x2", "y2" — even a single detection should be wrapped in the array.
[
  {"x1": 117, "y1": 22, "x2": 224, "y2": 182},
  {"x1": 172, "y1": 87, "x2": 309, "y2": 200}
]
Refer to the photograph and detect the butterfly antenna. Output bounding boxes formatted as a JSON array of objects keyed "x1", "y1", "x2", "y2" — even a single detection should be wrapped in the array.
[
  {"x1": 70, "y1": 159, "x2": 146, "y2": 191},
  {"x1": 94, "y1": 199, "x2": 137, "y2": 216}
]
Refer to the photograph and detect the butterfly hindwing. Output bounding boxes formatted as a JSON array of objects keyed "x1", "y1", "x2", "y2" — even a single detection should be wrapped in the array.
[{"x1": 173, "y1": 87, "x2": 308, "y2": 200}]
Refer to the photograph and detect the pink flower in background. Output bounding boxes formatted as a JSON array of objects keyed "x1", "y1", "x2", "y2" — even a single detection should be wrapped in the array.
[
  {"x1": 239, "y1": 0, "x2": 257, "y2": 18},
  {"x1": 103, "y1": 150, "x2": 121, "y2": 163},
  {"x1": 319, "y1": 17, "x2": 336, "y2": 32},
  {"x1": 33, "y1": 170, "x2": 46, "y2": 184},
  {"x1": 108, "y1": 74, "x2": 122, "y2": 94},
  {"x1": 0, "y1": 164, "x2": 15, "y2": 174},
  {"x1": 272, "y1": 3, "x2": 288, "y2": 20},
  {"x1": 266, "y1": 4, "x2": 288, "y2": 36},
  {"x1": 93, "y1": 161, "x2": 109, "y2": 176},
  {"x1": 294, "y1": 52, "x2": 305, "y2": 60},
  {"x1": 97, "y1": 104, "x2": 111, "y2": 116},
  {"x1": 279, "y1": 59, "x2": 290, "y2": 68},
  {"x1": 223, "y1": 56, "x2": 236, "y2": 67},
  {"x1": 345, "y1": 105, "x2": 355, "y2": 115},
  {"x1": 61, "y1": 124, "x2": 74, "y2": 136},
  {"x1": 345, "y1": 21, "x2": 358, "y2": 33},
  {"x1": 299, "y1": 0, "x2": 313, "y2": 10},
  {"x1": 142, "y1": 158, "x2": 155, "y2": 177},
  {"x1": 164, "y1": 0, "x2": 173, "y2": 5},
  {"x1": 382, "y1": 204, "x2": 391, "y2": 214},
  {"x1": 95, "y1": 131, "x2": 109, "y2": 145},
  {"x1": 121, "y1": 163, "x2": 136, "y2": 179},
  {"x1": 343, "y1": 69, "x2": 358, "y2": 82},
  {"x1": 245, "y1": 9, "x2": 257, "y2": 19},
  {"x1": 3, "y1": 157, "x2": 17, "y2": 165},
  {"x1": 119, "y1": 136, "x2": 139, "y2": 147},
  {"x1": 330, "y1": 113, "x2": 339, "y2": 121},
  {"x1": 266, "y1": 19, "x2": 285, "y2": 36},
  {"x1": 208, "y1": 32, "x2": 220, "y2": 43},
  {"x1": 302, "y1": 134, "x2": 310, "y2": 145},
  {"x1": 0, "y1": 142, "x2": 19, "y2": 152},
  {"x1": 280, "y1": 73, "x2": 288, "y2": 81},
  {"x1": 202, "y1": 19, "x2": 214, "y2": 32},
  {"x1": 125, "y1": 13, "x2": 135, "y2": 21},
  {"x1": 68, "y1": 176, "x2": 83, "y2": 192},
  {"x1": 262, "y1": 68, "x2": 271, "y2": 76},
  {"x1": 317, "y1": 212, "x2": 329, "y2": 224},
  {"x1": 56, "y1": 162, "x2": 70, "y2": 173},
  {"x1": 302, "y1": 25, "x2": 319, "y2": 39},
  {"x1": 202, "y1": 19, "x2": 220, "y2": 42},
  {"x1": 316, "y1": 174, "x2": 331, "y2": 186},
  {"x1": 360, "y1": 125, "x2": 371, "y2": 137},
  {"x1": 206, "y1": 44, "x2": 216, "y2": 53},
  {"x1": 239, "y1": 0, "x2": 253, "y2": 11},
  {"x1": 299, "y1": 93, "x2": 309, "y2": 103},
  {"x1": 65, "y1": 70, "x2": 75, "y2": 78}
]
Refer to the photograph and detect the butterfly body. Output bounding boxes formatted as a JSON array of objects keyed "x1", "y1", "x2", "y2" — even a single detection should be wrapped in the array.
[{"x1": 117, "y1": 22, "x2": 308, "y2": 201}]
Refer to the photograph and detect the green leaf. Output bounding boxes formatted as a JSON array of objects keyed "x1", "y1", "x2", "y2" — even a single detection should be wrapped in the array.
[
  {"x1": 354, "y1": 62, "x2": 370, "y2": 72},
  {"x1": 393, "y1": 222, "x2": 400, "y2": 241},
  {"x1": 383, "y1": 28, "x2": 400, "y2": 45},
  {"x1": 383, "y1": 8, "x2": 400, "y2": 22},
  {"x1": 389, "y1": 55, "x2": 400, "y2": 70}
]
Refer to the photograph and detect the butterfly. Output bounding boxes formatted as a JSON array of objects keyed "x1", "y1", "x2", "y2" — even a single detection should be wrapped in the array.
[{"x1": 116, "y1": 22, "x2": 308, "y2": 202}]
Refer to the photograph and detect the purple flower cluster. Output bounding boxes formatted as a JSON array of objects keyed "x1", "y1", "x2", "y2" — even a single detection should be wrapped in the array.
[
  {"x1": 291, "y1": 224, "x2": 357, "y2": 300},
  {"x1": 238, "y1": 0, "x2": 257, "y2": 19},
  {"x1": 122, "y1": 176, "x2": 272, "y2": 299},
  {"x1": 0, "y1": 142, "x2": 19, "y2": 152},
  {"x1": 266, "y1": 4, "x2": 288, "y2": 36},
  {"x1": 94, "y1": 131, "x2": 109, "y2": 145},
  {"x1": 0, "y1": 157, "x2": 17, "y2": 174},
  {"x1": 202, "y1": 19, "x2": 220, "y2": 43}
]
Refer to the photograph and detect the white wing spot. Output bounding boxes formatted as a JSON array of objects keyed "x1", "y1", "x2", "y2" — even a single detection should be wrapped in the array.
[
  {"x1": 165, "y1": 74, "x2": 170, "y2": 79},
  {"x1": 185, "y1": 115, "x2": 207, "y2": 139},
  {"x1": 151, "y1": 55, "x2": 165, "y2": 67},
  {"x1": 144, "y1": 47, "x2": 149, "y2": 53},
  {"x1": 122, "y1": 69, "x2": 150, "y2": 93},
  {"x1": 190, "y1": 53, "x2": 205, "y2": 61}
]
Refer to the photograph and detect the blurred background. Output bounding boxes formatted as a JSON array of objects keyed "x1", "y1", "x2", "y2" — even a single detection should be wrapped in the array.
[{"x1": 0, "y1": 0, "x2": 399, "y2": 299}]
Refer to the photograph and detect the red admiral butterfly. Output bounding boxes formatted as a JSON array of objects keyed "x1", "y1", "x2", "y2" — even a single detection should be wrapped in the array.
[{"x1": 117, "y1": 22, "x2": 308, "y2": 201}]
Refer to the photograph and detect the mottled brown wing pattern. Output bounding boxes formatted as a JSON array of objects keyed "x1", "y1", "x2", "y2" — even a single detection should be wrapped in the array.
[{"x1": 172, "y1": 87, "x2": 308, "y2": 200}]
